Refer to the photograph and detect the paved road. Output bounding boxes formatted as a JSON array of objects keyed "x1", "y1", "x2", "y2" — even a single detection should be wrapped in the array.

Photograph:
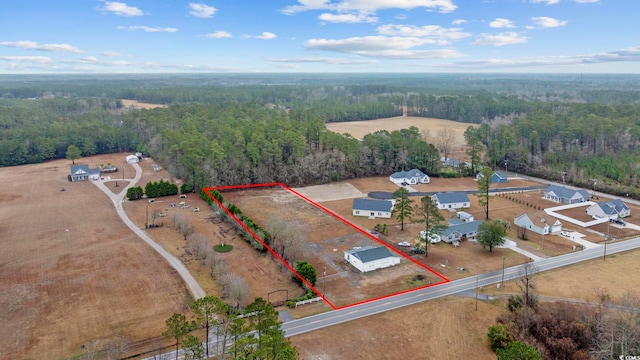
[
  {"x1": 93, "y1": 163, "x2": 205, "y2": 299},
  {"x1": 281, "y1": 237, "x2": 640, "y2": 337},
  {"x1": 368, "y1": 185, "x2": 545, "y2": 199}
]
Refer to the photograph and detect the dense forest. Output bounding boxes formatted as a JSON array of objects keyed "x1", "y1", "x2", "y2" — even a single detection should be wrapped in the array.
[{"x1": 1, "y1": 73, "x2": 639, "y2": 196}]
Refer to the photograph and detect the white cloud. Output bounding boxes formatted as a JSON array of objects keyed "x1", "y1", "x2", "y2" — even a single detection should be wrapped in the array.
[
  {"x1": 282, "y1": 0, "x2": 457, "y2": 15},
  {"x1": 529, "y1": 0, "x2": 561, "y2": 4},
  {"x1": 304, "y1": 36, "x2": 464, "y2": 58},
  {"x1": 531, "y1": 16, "x2": 567, "y2": 28},
  {"x1": 377, "y1": 24, "x2": 471, "y2": 43},
  {"x1": 117, "y1": 25, "x2": 178, "y2": 32},
  {"x1": 319, "y1": 12, "x2": 378, "y2": 23},
  {"x1": 206, "y1": 31, "x2": 232, "y2": 38},
  {"x1": 255, "y1": 32, "x2": 277, "y2": 40},
  {"x1": 267, "y1": 57, "x2": 378, "y2": 65},
  {"x1": 451, "y1": 19, "x2": 467, "y2": 25},
  {"x1": 100, "y1": 51, "x2": 123, "y2": 57},
  {"x1": 0, "y1": 40, "x2": 83, "y2": 53},
  {"x1": 472, "y1": 32, "x2": 528, "y2": 46},
  {"x1": 0, "y1": 55, "x2": 53, "y2": 64},
  {"x1": 189, "y1": 3, "x2": 217, "y2": 18},
  {"x1": 489, "y1": 18, "x2": 515, "y2": 28},
  {"x1": 102, "y1": 2, "x2": 143, "y2": 16},
  {"x1": 574, "y1": 0, "x2": 599, "y2": 3}
]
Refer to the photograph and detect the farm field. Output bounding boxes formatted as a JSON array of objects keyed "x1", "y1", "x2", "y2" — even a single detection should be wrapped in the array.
[
  {"x1": 0, "y1": 154, "x2": 188, "y2": 359},
  {"x1": 120, "y1": 99, "x2": 168, "y2": 109},
  {"x1": 325, "y1": 116, "x2": 477, "y2": 159},
  {"x1": 218, "y1": 186, "x2": 446, "y2": 308}
]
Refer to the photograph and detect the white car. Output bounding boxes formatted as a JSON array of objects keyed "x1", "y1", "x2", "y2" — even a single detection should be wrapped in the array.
[
  {"x1": 398, "y1": 241, "x2": 411, "y2": 247},
  {"x1": 560, "y1": 231, "x2": 570, "y2": 237}
]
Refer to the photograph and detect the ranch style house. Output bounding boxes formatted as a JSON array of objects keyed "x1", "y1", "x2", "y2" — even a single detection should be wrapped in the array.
[
  {"x1": 514, "y1": 213, "x2": 562, "y2": 236},
  {"x1": 544, "y1": 185, "x2": 590, "y2": 204},
  {"x1": 435, "y1": 218, "x2": 482, "y2": 244},
  {"x1": 586, "y1": 199, "x2": 630, "y2": 219},
  {"x1": 69, "y1": 164, "x2": 101, "y2": 182},
  {"x1": 389, "y1": 168, "x2": 430, "y2": 185},
  {"x1": 344, "y1": 246, "x2": 400, "y2": 273},
  {"x1": 352, "y1": 198, "x2": 393, "y2": 219},
  {"x1": 476, "y1": 170, "x2": 508, "y2": 183},
  {"x1": 432, "y1": 191, "x2": 470, "y2": 210}
]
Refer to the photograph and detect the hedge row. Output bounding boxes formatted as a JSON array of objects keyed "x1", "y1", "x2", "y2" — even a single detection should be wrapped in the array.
[{"x1": 285, "y1": 288, "x2": 317, "y2": 308}]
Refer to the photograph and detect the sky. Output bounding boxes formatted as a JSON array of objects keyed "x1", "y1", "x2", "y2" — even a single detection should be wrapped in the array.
[{"x1": 0, "y1": 0, "x2": 638, "y2": 73}]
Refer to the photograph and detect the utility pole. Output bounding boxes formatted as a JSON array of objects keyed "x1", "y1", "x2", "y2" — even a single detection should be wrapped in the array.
[
  {"x1": 501, "y1": 256, "x2": 505, "y2": 288},
  {"x1": 475, "y1": 276, "x2": 479, "y2": 311}
]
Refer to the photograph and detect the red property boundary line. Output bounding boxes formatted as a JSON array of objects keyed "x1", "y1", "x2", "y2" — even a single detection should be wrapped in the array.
[{"x1": 203, "y1": 182, "x2": 450, "y2": 310}]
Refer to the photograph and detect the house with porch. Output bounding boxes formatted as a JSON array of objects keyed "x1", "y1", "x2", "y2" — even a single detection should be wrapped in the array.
[
  {"x1": 544, "y1": 185, "x2": 590, "y2": 204},
  {"x1": 352, "y1": 198, "x2": 393, "y2": 219},
  {"x1": 432, "y1": 191, "x2": 470, "y2": 210},
  {"x1": 586, "y1": 199, "x2": 630, "y2": 219},
  {"x1": 476, "y1": 170, "x2": 508, "y2": 183},
  {"x1": 514, "y1": 213, "x2": 562, "y2": 237},
  {"x1": 344, "y1": 246, "x2": 400, "y2": 273},
  {"x1": 435, "y1": 218, "x2": 482, "y2": 244},
  {"x1": 389, "y1": 169, "x2": 430, "y2": 185},
  {"x1": 69, "y1": 164, "x2": 101, "y2": 182}
]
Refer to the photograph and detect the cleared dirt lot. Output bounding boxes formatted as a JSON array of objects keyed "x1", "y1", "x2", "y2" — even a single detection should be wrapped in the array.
[
  {"x1": 120, "y1": 99, "x2": 168, "y2": 109},
  {"x1": 325, "y1": 116, "x2": 477, "y2": 159},
  {"x1": 0, "y1": 155, "x2": 188, "y2": 359}
]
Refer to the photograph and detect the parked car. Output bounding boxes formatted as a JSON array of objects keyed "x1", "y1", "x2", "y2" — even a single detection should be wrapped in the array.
[
  {"x1": 398, "y1": 241, "x2": 411, "y2": 247},
  {"x1": 193, "y1": 207, "x2": 200, "y2": 212},
  {"x1": 611, "y1": 217, "x2": 626, "y2": 225},
  {"x1": 560, "y1": 230, "x2": 570, "y2": 237},
  {"x1": 410, "y1": 247, "x2": 426, "y2": 254}
]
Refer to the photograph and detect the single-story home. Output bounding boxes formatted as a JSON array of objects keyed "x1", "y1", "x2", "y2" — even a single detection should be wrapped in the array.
[
  {"x1": 69, "y1": 164, "x2": 101, "y2": 182},
  {"x1": 435, "y1": 218, "x2": 482, "y2": 244},
  {"x1": 514, "y1": 214, "x2": 562, "y2": 236},
  {"x1": 126, "y1": 154, "x2": 139, "y2": 164},
  {"x1": 352, "y1": 198, "x2": 393, "y2": 219},
  {"x1": 432, "y1": 191, "x2": 470, "y2": 210},
  {"x1": 344, "y1": 246, "x2": 400, "y2": 273},
  {"x1": 544, "y1": 185, "x2": 590, "y2": 204},
  {"x1": 441, "y1": 157, "x2": 469, "y2": 169},
  {"x1": 476, "y1": 170, "x2": 508, "y2": 183},
  {"x1": 389, "y1": 168, "x2": 430, "y2": 185},
  {"x1": 586, "y1": 199, "x2": 630, "y2": 219}
]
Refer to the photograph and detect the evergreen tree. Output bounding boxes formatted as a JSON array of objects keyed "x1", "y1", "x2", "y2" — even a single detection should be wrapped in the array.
[{"x1": 392, "y1": 187, "x2": 414, "y2": 231}]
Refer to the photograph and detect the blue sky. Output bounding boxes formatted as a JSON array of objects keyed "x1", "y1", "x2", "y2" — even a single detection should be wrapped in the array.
[{"x1": 0, "y1": 0, "x2": 638, "y2": 73}]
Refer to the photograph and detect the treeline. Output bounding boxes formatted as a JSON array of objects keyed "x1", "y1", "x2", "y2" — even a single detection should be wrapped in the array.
[{"x1": 127, "y1": 102, "x2": 440, "y2": 188}]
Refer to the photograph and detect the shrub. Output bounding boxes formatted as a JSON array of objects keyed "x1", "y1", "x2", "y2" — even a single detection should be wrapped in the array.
[
  {"x1": 488, "y1": 323, "x2": 513, "y2": 351},
  {"x1": 214, "y1": 244, "x2": 233, "y2": 252}
]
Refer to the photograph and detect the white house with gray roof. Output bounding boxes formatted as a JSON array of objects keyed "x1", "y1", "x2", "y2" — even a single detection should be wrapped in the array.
[
  {"x1": 432, "y1": 191, "x2": 470, "y2": 210},
  {"x1": 389, "y1": 168, "x2": 430, "y2": 185},
  {"x1": 514, "y1": 214, "x2": 562, "y2": 236},
  {"x1": 352, "y1": 198, "x2": 394, "y2": 219},
  {"x1": 69, "y1": 164, "x2": 101, "y2": 182},
  {"x1": 436, "y1": 218, "x2": 482, "y2": 244},
  {"x1": 544, "y1": 185, "x2": 590, "y2": 204},
  {"x1": 586, "y1": 199, "x2": 630, "y2": 219},
  {"x1": 344, "y1": 246, "x2": 400, "y2": 273}
]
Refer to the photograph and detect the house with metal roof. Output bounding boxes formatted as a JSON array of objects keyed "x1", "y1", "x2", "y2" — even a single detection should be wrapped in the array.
[
  {"x1": 476, "y1": 170, "x2": 508, "y2": 183},
  {"x1": 344, "y1": 246, "x2": 400, "y2": 273},
  {"x1": 544, "y1": 185, "x2": 590, "y2": 204},
  {"x1": 436, "y1": 218, "x2": 482, "y2": 244},
  {"x1": 432, "y1": 191, "x2": 470, "y2": 210},
  {"x1": 389, "y1": 168, "x2": 430, "y2": 185},
  {"x1": 352, "y1": 198, "x2": 394, "y2": 219},
  {"x1": 69, "y1": 164, "x2": 101, "y2": 182},
  {"x1": 586, "y1": 199, "x2": 630, "y2": 219}
]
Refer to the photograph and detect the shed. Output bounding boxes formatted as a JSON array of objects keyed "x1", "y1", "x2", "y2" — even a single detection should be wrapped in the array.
[
  {"x1": 344, "y1": 246, "x2": 400, "y2": 273},
  {"x1": 126, "y1": 155, "x2": 139, "y2": 164}
]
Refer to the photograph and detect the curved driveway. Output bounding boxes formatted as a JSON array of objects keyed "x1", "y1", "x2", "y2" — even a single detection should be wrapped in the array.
[{"x1": 93, "y1": 163, "x2": 205, "y2": 300}]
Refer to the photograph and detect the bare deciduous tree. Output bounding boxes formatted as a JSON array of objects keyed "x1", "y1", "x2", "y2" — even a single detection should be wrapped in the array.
[
  {"x1": 515, "y1": 262, "x2": 539, "y2": 308},
  {"x1": 221, "y1": 273, "x2": 248, "y2": 309},
  {"x1": 436, "y1": 128, "x2": 455, "y2": 160}
]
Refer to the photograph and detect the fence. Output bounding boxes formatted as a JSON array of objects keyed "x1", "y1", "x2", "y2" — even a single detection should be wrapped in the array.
[{"x1": 295, "y1": 297, "x2": 323, "y2": 307}]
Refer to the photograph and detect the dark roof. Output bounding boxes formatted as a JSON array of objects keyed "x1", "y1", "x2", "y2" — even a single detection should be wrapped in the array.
[
  {"x1": 545, "y1": 185, "x2": 590, "y2": 199},
  {"x1": 352, "y1": 198, "x2": 393, "y2": 212},
  {"x1": 346, "y1": 246, "x2": 397, "y2": 263},
  {"x1": 433, "y1": 191, "x2": 470, "y2": 204}
]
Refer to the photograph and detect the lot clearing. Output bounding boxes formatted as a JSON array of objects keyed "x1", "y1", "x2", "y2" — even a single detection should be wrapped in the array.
[
  {"x1": 0, "y1": 154, "x2": 188, "y2": 359},
  {"x1": 325, "y1": 116, "x2": 477, "y2": 159}
]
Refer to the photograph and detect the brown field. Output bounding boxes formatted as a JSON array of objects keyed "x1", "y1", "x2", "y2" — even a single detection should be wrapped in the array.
[
  {"x1": 0, "y1": 155, "x2": 188, "y2": 359},
  {"x1": 221, "y1": 187, "x2": 444, "y2": 308},
  {"x1": 325, "y1": 116, "x2": 477, "y2": 159},
  {"x1": 121, "y1": 99, "x2": 168, "y2": 109}
]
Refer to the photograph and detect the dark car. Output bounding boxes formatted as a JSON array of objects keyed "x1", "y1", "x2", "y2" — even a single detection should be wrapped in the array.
[{"x1": 410, "y1": 247, "x2": 426, "y2": 254}]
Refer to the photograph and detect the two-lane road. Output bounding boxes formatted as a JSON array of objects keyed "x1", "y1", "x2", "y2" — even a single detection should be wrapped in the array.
[{"x1": 282, "y1": 237, "x2": 640, "y2": 337}]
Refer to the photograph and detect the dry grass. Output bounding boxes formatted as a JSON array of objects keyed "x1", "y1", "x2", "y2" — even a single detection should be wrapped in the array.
[{"x1": 120, "y1": 99, "x2": 168, "y2": 109}]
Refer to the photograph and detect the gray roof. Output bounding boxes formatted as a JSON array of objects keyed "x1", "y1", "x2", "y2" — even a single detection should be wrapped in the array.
[
  {"x1": 596, "y1": 199, "x2": 629, "y2": 215},
  {"x1": 433, "y1": 191, "x2": 470, "y2": 204},
  {"x1": 493, "y1": 171, "x2": 508, "y2": 180},
  {"x1": 353, "y1": 198, "x2": 393, "y2": 212},
  {"x1": 390, "y1": 168, "x2": 428, "y2": 179},
  {"x1": 545, "y1": 185, "x2": 590, "y2": 199},
  {"x1": 345, "y1": 246, "x2": 398, "y2": 263},
  {"x1": 441, "y1": 220, "x2": 481, "y2": 237},
  {"x1": 70, "y1": 164, "x2": 100, "y2": 176},
  {"x1": 441, "y1": 157, "x2": 468, "y2": 167}
]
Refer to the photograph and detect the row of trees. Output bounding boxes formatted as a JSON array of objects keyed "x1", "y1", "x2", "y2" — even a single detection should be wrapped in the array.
[{"x1": 164, "y1": 296, "x2": 297, "y2": 360}]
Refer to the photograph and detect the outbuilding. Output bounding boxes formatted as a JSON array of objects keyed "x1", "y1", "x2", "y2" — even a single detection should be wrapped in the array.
[
  {"x1": 126, "y1": 154, "x2": 139, "y2": 164},
  {"x1": 344, "y1": 246, "x2": 400, "y2": 273}
]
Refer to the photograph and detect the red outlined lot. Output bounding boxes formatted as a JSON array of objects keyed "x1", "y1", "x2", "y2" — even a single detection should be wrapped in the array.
[{"x1": 203, "y1": 183, "x2": 449, "y2": 310}]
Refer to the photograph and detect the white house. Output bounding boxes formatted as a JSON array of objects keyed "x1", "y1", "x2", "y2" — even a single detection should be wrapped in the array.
[
  {"x1": 352, "y1": 198, "x2": 393, "y2": 219},
  {"x1": 432, "y1": 191, "x2": 470, "y2": 210},
  {"x1": 544, "y1": 185, "x2": 590, "y2": 204},
  {"x1": 435, "y1": 219, "x2": 482, "y2": 244},
  {"x1": 69, "y1": 164, "x2": 101, "y2": 182},
  {"x1": 126, "y1": 154, "x2": 139, "y2": 164},
  {"x1": 456, "y1": 211, "x2": 474, "y2": 222},
  {"x1": 586, "y1": 199, "x2": 630, "y2": 219},
  {"x1": 389, "y1": 169, "x2": 430, "y2": 185},
  {"x1": 344, "y1": 246, "x2": 400, "y2": 273},
  {"x1": 514, "y1": 214, "x2": 562, "y2": 236}
]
